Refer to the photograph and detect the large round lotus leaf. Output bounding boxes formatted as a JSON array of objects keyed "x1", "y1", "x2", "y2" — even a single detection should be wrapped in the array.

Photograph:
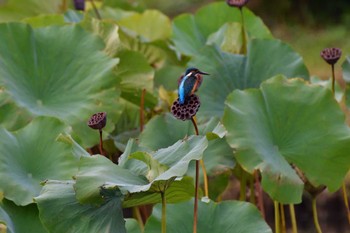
[
  {"x1": 0, "y1": 0, "x2": 62, "y2": 22},
  {"x1": 35, "y1": 180, "x2": 126, "y2": 233},
  {"x1": 0, "y1": 199, "x2": 47, "y2": 233},
  {"x1": 117, "y1": 10, "x2": 171, "y2": 42},
  {"x1": 0, "y1": 23, "x2": 118, "y2": 123},
  {"x1": 144, "y1": 199, "x2": 272, "y2": 233},
  {"x1": 0, "y1": 117, "x2": 78, "y2": 206},
  {"x1": 190, "y1": 39, "x2": 309, "y2": 118},
  {"x1": 172, "y1": 2, "x2": 272, "y2": 56},
  {"x1": 75, "y1": 136, "x2": 207, "y2": 205},
  {"x1": 223, "y1": 76, "x2": 350, "y2": 203}
]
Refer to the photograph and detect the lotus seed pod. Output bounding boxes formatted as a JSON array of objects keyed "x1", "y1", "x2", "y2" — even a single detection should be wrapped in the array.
[
  {"x1": 171, "y1": 95, "x2": 200, "y2": 121},
  {"x1": 226, "y1": 0, "x2": 249, "y2": 8},
  {"x1": 320, "y1": 47, "x2": 342, "y2": 65},
  {"x1": 88, "y1": 112, "x2": 107, "y2": 130},
  {"x1": 73, "y1": 0, "x2": 85, "y2": 11}
]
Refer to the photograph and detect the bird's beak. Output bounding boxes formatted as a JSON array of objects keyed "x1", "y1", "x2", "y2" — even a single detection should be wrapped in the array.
[{"x1": 199, "y1": 71, "x2": 209, "y2": 75}]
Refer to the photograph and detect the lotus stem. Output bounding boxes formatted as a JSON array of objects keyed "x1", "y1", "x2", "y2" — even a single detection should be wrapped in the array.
[
  {"x1": 191, "y1": 117, "x2": 200, "y2": 233},
  {"x1": 289, "y1": 204, "x2": 298, "y2": 233},
  {"x1": 90, "y1": 0, "x2": 101, "y2": 19},
  {"x1": 249, "y1": 175, "x2": 255, "y2": 204},
  {"x1": 98, "y1": 129, "x2": 104, "y2": 155},
  {"x1": 200, "y1": 159, "x2": 209, "y2": 197},
  {"x1": 239, "y1": 8, "x2": 247, "y2": 55},
  {"x1": 274, "y1": 201, "x2": 281, "y2": 233},
  {"x1": 161, "y1": 191, "x2": 166, "y2": 233},
  {"x1": 279, "y1": 203, "x2": 286, "y2": 233},
  {"x1": 140, "y1": 89, "x2": 146, "y2": 132},
  {"x1": 239, "y1": 170, "x2": 247, "y2": 201},
  {"x1": 331, "y1": 64, "x2": 335, "y2": 94},
  {"x1": 312, "y1": 197, "x2": 323, "y2": 233},
  {"x1": 255, "y1": 171, "x2": 265, "y2": 219},
  {"x1": 341, "y1": 183, "x2": 350, "y2": 224},
  {"x1": 133, "y1": 207, "x2": 144, "y2": 231}
]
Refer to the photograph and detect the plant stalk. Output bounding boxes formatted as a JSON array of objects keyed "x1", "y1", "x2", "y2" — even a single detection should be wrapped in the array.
[
  {"x1": 255, "y1": 171, "x2": 265, "y2": 219},
  {"x1": 280, "y1": 203, "x2": 286, "y2": 233},
  {"x1": 312, "y1": 197, "x2": 323, "y2": 233},
  {"x1": 190, "y1": 117, "x2": 200, "y2": 233},
  {"x1": 239, "y1": 170, "x2": 247, "y2": 201},
  {"x1": 249, "y1": 175, "x2": 255, "y2": 204},
  {"x1": 341, "y1": 183, "x2": 350, "y2": 224},
  {"x1": 133, "y1": 207, "x2": 144, "y2": 231},
  {"x1": 239, "y1": 8, "x2": 247, "y2": 55},
  {"x1": 274, "y1": 201, "x2": 281, "y2": 233},
  {"x1": 289, "y1": 204, "x2": 298, "y2": 233},
  {"x1": 200, "y1": 159, "x2": 209, "y2": 197},
  {"x1": 331, "y1": 64, "x2": 335, "y2": 94},
  {"x1": 161, "y1": 191, "x2": 166, "y2": 233},
  {"x1": 90, "y1": 0, "x2": 101, "y2": 19},
  {"x1": 140, "y1": 89, "x2": 146, "y2": 132},
  {"x1": 99, "y1": 129, "x2": 104, "y2": 155}
]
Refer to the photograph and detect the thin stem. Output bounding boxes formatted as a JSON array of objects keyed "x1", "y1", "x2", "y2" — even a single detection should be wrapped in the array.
[
  {"x1": 191, "y1": 117, "x2": 199, "y2": 135},
  {"x1": 161, "y1": 191, "x2": 166, "y2": 233},
  {"x1": 90, "y1": 0, "x2": 101, "y2": 19},
  {"x1": 331, "y1": 64, "x2": 335, "y2": 95},
  {"x1": 312, "y1": 197, "x2": 323, "y2": 233},
  {"x1": 190, "y1": 116, "x2": 199, "y2": 233},
  {"x1": 279, "y1": 203, "x2": 286, "y2": 233},
  {"x1": 239, "y1": 170, "x2": 247, "y2": 201},
  {"x1": 200, "y1": 159, "x2": 209, "y2": 197},
  {"x1": 133, "y1": 207, "x2": 144, "y2": 231},
  {"x1": 99, "y1": 129, "x2": 104, "y2": 155},
  {"x1": 193, "y1": 160, "x2": 199, "y2": 233},
  {"x1": 249, "y1": 175, "x2": 255, "y2": 204},
  {"x1": 140, "y1": 89, "x2": 146, "y2": 132},
  {"x1": 255, "y1": 171, "x2": 265, "y2": 219},
  {"x1": 239, "y1": 8, "x2": 247, "y2": 55},
  {"x1": 274, "y1": 201, "x2": 281, "y2": 233},
  {"x1": 341, "y1": 183, "x2": 350, "y2": 224},
  {"x1": 289, "y1": 204, "x2": 298, "y2": 233}
]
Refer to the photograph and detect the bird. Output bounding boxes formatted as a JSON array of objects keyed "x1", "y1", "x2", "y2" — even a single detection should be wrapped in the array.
[{"x1": 178, "y1": 67, "x2": 209, "y2": 105}]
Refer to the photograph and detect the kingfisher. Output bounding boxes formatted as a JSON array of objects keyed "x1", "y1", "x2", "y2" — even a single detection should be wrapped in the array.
[{"x1": 178, "y1": 67, "x2": 209, "y2": 105}]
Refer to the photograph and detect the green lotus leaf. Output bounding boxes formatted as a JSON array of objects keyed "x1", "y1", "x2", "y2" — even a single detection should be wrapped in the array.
[
  {"x1": 125, "y1": 219, "x2": 142, "y2": 233},
  {"x1": 80, "y1": 16, "x2": 121, "y2": 57},
  {"x1": 172, "y1": 2, "x2": 272, "y2": 56},
  {"x1": 23, "y1": 14, "x2": 66, "y2": 28},
  {"x1": 0, "y1": 91, "x2": 32, "y2": 131},
  {"x1": 144, "y1": 199, "x2": 272, "y2": 233},
  {"x1": 74, "y1": 155, "x2": 149, "y2": 204},
  {"x1": 139, "y1": 113, "x2": 193, "y2": 150},
  {"x1": 123, "y1": 176, "x2": 195, "y2": 208},
  {"x1": 116, "y1": 50, "x2": 154, "y2": 92},
  {"x1": 206, "y1": 22, "x2": 243, "y2": 54},
  {"x1": 0, "y1": 23, "x2": 119, "y2": 123},
  {"x1": 223, "y1": 75, "x2": 350, "y2": 203},
  {"x1": 75, "y1": 136, "x2": 207, "y2": 205},
  {"x1": 35, "y1": 180, "x2": 127, "y2": 233},
  {"x1": 0, "y1": 117, "x2": 78, "y2": 206},
  {"x1": 0, "y1": 199, "x2": 47, "y2": 233},
  {"x1": 56, "y1": 133, "x2": 90, "y2": 159},
  {"x1": 139, "y1": 115, "x2": 234, "y2": 176},
  {"x1": 117, "y1": 10, "x2": 171, "y2": 42},
  {"x1": 64, "y1": 10, "x2": 84, "y2": 23},
  {"x1": 0, "y1": 0, "x2": 63, "y2": 22},
  {"x1": 190, "y1": 39, "x2": 309, "y2": 118}
]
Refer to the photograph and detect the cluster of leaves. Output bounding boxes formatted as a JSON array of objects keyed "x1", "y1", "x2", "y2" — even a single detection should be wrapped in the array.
[{"x1": 0, "y1": 0, "x2": 350, "y2": 233}]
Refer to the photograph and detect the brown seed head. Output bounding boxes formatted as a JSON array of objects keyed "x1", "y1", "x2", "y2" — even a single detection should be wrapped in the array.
[
  {"x1": 88, "y1": 112, "x2": 107, "y2": 130},
  {"x1": 171, "y1": 95, "x2": 200, "y2": 121},
  {"x1": 320, "y1": 47, "x2": 342, "y2": 65},
  {"x1": 226, "y1": 0, "x2": 249, "y2": 8}
]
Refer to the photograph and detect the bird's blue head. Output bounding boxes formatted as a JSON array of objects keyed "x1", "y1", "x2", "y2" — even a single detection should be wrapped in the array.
[{"x1": 184, "y1": 67, "x2": 209, "y2": 76}]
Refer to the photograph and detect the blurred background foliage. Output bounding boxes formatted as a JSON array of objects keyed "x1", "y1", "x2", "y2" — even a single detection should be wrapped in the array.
[{"x1": 102, "y1": 0, "x2": 350, "y2": 78}]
